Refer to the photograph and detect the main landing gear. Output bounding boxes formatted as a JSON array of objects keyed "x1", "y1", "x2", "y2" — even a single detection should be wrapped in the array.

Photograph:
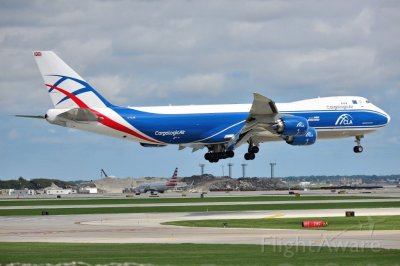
[
  {"x1": 204, "y1": 145, "x2": 234, "y2": 163},
  {"x1": 204, "y1": 151, "x2": 234, "y2": 163},
  {"x1": 244, "y1": 142, "x2": 259, "y2": 161},
  {"x1": 353, "y1": 135, "x2": 364, "y2": 153}
]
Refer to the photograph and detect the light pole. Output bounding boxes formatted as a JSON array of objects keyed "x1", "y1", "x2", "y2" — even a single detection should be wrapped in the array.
[
  {"x1": 228, "y1": 163, "x2": 234, "y2": 178},
  {"x1": 199, "y1": 164, "x2": 205, "y2": 176},
  {"x1": 241, "y1": 163, "x2": 247, "y2": 178},
  {"x1": 270, "y1": 162, "x2": 276, "y2": 178}
]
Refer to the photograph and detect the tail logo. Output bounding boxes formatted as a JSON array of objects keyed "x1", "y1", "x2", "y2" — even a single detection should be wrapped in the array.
[
  {"x1": 48, "y1": 75, "x2": 112, "y2": 107},
  {"x1": 335, "y1": 114, "x2": 353, "y2": 126},
  {"x1": 167, "y1": 168, "x2": 178, "y2": 187}
]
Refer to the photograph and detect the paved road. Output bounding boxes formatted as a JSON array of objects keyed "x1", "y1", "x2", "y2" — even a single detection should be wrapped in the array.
[{"x1": 1, "y1": 208, "x2": 400, "y2": 249}]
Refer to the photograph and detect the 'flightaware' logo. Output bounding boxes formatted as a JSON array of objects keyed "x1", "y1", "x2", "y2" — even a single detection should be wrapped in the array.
[{"x1": 335, "y1": 114, "x2": 353, "y2": 126}]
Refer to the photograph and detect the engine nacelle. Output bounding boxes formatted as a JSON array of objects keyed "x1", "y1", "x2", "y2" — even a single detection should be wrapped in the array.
[
  {"x1": 275, "y1": 116, "x2": 309, "y2": 136},
  {"x1": 286, "y1": 127, "x2": 317, "y2": 146}
]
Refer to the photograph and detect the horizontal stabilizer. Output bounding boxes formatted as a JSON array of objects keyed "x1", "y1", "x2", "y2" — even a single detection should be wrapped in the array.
[
  {"x1": 57, "y1": 108, "x2": 100, "y2": 122},
  {"x1": 15, "y1": 115, "x2": 46, "y2": 119},
  {"x1": 140, "y1": 143, "x2": 167, "y2": 147}
]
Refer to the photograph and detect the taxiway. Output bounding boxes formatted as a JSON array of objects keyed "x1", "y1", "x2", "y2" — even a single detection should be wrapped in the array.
[{"x1": 1, "y1": 208, "x2": 400, "y2": 249}]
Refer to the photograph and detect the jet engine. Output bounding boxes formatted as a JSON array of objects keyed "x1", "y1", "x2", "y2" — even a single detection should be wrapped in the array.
[
  {"x1": 286, "y1": 127, "x2": 317, "y2": 146},
  {"x1": 275, "y1": 116, "x2": 309, "y2": 136}
]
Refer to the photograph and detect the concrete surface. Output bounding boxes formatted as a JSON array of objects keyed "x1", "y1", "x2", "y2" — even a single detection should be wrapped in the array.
[{"x1": 1, "y1": 208, "x2": 400, "y2": 249}]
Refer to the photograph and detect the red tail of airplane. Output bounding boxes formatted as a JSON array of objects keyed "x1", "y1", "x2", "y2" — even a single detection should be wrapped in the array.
[{"x1": 166, "y1": 167, "x2": 178, "y2": 187}]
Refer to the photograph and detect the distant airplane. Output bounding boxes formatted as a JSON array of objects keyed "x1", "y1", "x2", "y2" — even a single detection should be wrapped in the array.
[
  {"x1": 134, "y1": 167, "x2": 178, "y2": 194},
  {"x1": 20, "y1": 51, "x2": 390, "y2": 163}
]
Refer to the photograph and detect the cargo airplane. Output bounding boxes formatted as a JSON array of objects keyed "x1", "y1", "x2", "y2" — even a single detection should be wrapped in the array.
[{"x1": 20, "y1": 51, "x2": 390, "y2": 163}]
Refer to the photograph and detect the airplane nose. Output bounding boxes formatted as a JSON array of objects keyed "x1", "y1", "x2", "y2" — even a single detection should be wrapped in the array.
[{"x1": 385, "y1": 113, "x2": 391, "y2": 124}]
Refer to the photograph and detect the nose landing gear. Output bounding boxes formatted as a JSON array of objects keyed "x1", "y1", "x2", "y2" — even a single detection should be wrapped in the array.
[{"x1": 353, "y1": 135, "x2": 364, "y2": 153}]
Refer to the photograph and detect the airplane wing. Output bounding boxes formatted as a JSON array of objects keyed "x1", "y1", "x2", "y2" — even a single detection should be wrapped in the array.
[
  {"x1": 234, "y1": 93, "x2": 280, "y2": 148},
  {"x1": 179, "y1": 93, "x2": 282, "y2": 152}
]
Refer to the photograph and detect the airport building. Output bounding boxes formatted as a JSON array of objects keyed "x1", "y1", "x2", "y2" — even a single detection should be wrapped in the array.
[
  {"x1": 0, "y1": 189, "x2": 35, "y2": 196},
  {"x1": 78, "y1": 183, "x2": 98, "y2": 194},
  {"x1": 0, "y1": 189, "x2": 15, "y2": 195},
  {"x1": 44, "y1": 188, "x2": 75, "y2": 195},
  {"x1": 44, "y1": 183, "x2": 76, "y2": 195},
  {"x1": 12, "y1": 189, "x2": 36, "y2": 196}
]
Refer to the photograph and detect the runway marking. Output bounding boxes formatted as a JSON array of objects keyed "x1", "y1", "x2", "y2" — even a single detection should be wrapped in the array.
[
  {"x1": 264, "y1": 214, "x2": 284, "y2": 219},
  {"x1": 168, "y1": 234, "x2": 176, "y2": 240},
  {"x1": 1, "y1": 228, "x2": 139, "y2": 236}
]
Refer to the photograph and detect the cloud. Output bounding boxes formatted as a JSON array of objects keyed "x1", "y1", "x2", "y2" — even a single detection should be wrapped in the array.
[
  {"x1": 0, "y1": 0, "x2": 399, "y2": 179},
  {"x1": 314, "y1": 8, "x2": 375, "y2": 36},
  {"x1": 8, "y1": 129, "x2": 19, "y2": 140},
  {"x1": 0, "y1": 0, "x2": 399, "y2": 111},
  {"x1": 90, "y1": 75, "x2": 130, "y2": 105},
  {"x1": 173, "y1": 73, "x2": 226, "y2": 96}
]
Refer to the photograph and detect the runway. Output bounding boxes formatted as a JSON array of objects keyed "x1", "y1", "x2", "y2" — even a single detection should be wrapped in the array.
[
  {"x1": 1, "y1": 208, "x2": 400, "y2": 249},
  {"x1": 1, "y1": 198, "x2": 400, "y2": 209}
]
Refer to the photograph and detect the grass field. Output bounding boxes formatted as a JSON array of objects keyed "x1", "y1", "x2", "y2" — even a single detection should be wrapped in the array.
[
  {"x1": 0, "y1": 195, "x2": 391, "y2": 206},
  {"x1": 0, "y1": 201, "x2": 400, "y2": 216},
  {"x1": 1, "y1": 242, "x2": 399, "y2": 265},
  {"x1": 163, "y1": 215, "x2": 400, "y2": 231}
]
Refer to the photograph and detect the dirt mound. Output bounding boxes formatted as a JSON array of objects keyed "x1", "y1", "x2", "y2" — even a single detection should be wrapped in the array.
[
  {"x1": 181, "y1": 175, "x2": 286, "y2": 191},
  {"x1": 94, "y1": 177, "x2": 136, "y2": 193}
]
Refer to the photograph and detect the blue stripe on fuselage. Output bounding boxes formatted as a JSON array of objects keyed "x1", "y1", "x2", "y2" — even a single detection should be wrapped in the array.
[
  {"x1": 113, "y1": 107, "x2": 388, "y2": 144},
  {"x1": 115, "y1": 107, "x2": 247, "y2": 144}
]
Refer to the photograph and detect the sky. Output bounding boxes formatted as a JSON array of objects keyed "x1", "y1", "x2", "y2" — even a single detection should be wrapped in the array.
[{"x1": 0, "y1": 0, "x2": 399, "y2": 180}]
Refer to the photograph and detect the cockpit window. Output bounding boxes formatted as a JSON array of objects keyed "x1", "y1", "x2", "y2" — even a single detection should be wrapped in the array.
[
  {"x1": 366, "y1": 99, "x2": 370, "y2": 103},
  {"x1": 352, "y1": 100, "x2": 357, "y2": 104}
]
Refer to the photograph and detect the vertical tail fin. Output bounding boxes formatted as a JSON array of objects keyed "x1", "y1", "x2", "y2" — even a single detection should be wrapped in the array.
[
  {"x1": 166, "y1": 167, "x2": 178, "y2": 187},
  {"x1": 33, "y1": 51, "x2": 114, "y2": 109}
]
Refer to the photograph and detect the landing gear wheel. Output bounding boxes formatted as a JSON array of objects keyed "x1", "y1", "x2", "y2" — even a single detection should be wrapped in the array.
[
  {"x1": 211, "y1": 153, "x2": 219, "y2": 161},
  {"x1": 354, "y1": 136, "x2": 364, "y2": 153},
  {"x1": 244, "y1": 152, "x2": 256, "y2": 160},
  {"x1": 250, "y1": 146, "x2": 259, "y2": 154},
  {"x1": 249, "y1": 153, "x2": 255, "y2": 160},
  {"x1": 226, "y1": 150, "x2": 235, "y2": 158},
  {"x1": 205, "y1": 148, "x2": 235, "y2": 162}
]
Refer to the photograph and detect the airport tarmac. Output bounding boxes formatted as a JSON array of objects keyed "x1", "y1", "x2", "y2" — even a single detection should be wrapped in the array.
[
  {"x1": 1, "y1": 187, "x2": 399, "y2": 200},
  {"x1": 1, "y1": 198, "x2": 400, "y2": 210},
  {"x1": 1, "y1": 208, "x2": 400, "y2": 249}
]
